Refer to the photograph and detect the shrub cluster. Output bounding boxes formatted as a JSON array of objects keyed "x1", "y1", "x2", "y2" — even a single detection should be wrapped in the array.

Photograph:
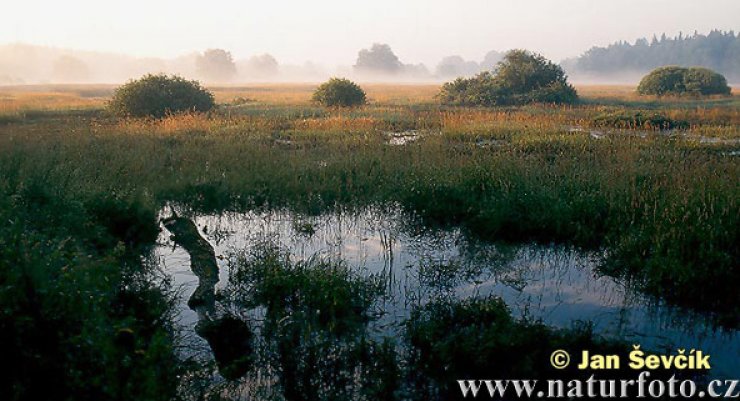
[
  {"x1": 637, "y1": 66, "x2": 731, "y2": 96},
  {"x1": 312, "y1": 78, "x2": 367, "y2": 107},
  {"x1": 439, "y1": 50, "x2": 578, "y2": 106},
  {"x1": 592, "y1": 110, "x2": 688, "y2": 130},
  {"x1": 109, "y1": 74, "x2": 215, "y2": 118}
]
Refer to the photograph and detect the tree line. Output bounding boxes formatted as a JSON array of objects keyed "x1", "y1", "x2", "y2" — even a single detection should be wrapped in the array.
[{"x1": 566, "y1": 30, "x2": 739, "y2": 82}]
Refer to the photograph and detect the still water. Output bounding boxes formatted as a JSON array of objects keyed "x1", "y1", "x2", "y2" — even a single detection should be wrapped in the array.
[{"x1": 153, "y1": 206, "x2": 738, "y2": 379}]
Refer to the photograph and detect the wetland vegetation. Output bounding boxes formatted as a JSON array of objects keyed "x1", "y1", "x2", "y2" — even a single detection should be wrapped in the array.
[{"x1": 0, "y1": 82, "x2": 737, "y2": 400}]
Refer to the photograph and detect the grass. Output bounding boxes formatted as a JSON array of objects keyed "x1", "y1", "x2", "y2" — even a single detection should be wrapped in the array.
[
  {"x1": 226, "y1": 241, "x2": 385, "y2": 336},
  {"x1": 405, "y1": 297, "x2": 701, "y2": 400},
  {"x1": 1, "y1": 87, "x2": 737, "y2": 312},
  {"x1": 0, "y1": 83, "x2": 737, "y2": 399}
]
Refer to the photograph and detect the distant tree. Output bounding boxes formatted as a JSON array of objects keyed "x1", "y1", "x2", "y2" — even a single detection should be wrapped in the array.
[
  {"x1": 354, "y1": 43, "x2": 402, "y2": 74},
  {"x1": 196, "y1": 49, "x2": 236, "y2": 82},
  {"x1": 435, "y1": 56, "x2": 480, "y2": 78},
  {"x1": 439, "y1": 50, "x2": 578, "y2": 106},
  {"x1": 312, "y1": 78, "x2": 366, "y2": 107},
  {"x1": 480, "y1": 50, "x2": 504, "y2": 70},
  {"x1": 402, "y1": 63, "x2": 431, "y2": 78},
  {"x1": 109, "y1": 74, "x2": 215, "y2": 118},
  {"x1": 243, "y1": 53, "x2": 279, "y2": 78},
  {"x1": 572, "y1": 30, "x2": 740, "y2": 82},
  {"x1": 637, "y1": 66, "x2": 730, "y2": 96},
  {"x1": 51, "y1": 55, "x2": 90, "y2": 82}
]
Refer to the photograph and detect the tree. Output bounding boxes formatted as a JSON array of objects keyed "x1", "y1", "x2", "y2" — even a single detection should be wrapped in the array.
[
  {"x1": 242, "y1": 54, "x2": 279, "y2": 79},
  {"x1": 637, "y1": 66, "x2": 730, "y2": 96},
  {"x1": 493, "y1": 50, "x2": 577, "y2": 103},
  {"x1": 195, "y1": 49, "x2": 236, "y2": 82},
  {"x1": 439, "y1": 50, "x2": 578, "y2": 106},
  {"x1": 354, "y1": 43, "x2": 402, "y2": 74},
  {"x1": 480, "y1": 50, "x2": 504, "y2": 70},
  {"x1": 312, "y1": 78, "x2": 366, "y2": 107},
  {"x1": 572, "y1": 30, "x2": 740, "y2": 82},
  {"x1": 108, "y1": 74, "x2": 215, "y2": 118},
  {"x1": 435, "y1": 56, "x2": 480, "y2": 78}
]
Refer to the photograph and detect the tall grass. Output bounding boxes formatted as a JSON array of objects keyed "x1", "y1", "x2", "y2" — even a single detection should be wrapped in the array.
[{"x1": 0, "y1": 84, "x2": 737, "y2": 398}]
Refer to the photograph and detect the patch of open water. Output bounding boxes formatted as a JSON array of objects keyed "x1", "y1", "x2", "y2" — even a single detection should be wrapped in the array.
[{"x1": 153, "y1": 206, "x2": 739, "y2": 379}]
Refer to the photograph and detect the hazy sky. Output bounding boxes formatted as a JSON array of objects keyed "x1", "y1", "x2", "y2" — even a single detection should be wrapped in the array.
[{"x1": 2, "y1": 0, "x2": 738, "y2": 65}]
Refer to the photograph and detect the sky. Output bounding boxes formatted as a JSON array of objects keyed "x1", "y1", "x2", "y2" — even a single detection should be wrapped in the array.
[{"x1": 2, "y1": 0, "x2": 738, "y2": 66}]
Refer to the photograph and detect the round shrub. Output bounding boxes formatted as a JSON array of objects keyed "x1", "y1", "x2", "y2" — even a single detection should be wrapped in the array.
[
  {"x1": 683, "y1": 67, "x2": 732, "y2": 95},
  {"x1": 109, "y1": 74, "x2": 215, "y2": 118},
  {"x1": 637, "y1": 66, "x2": 730, "y2": 96},
  {"x1": 439, "y1": 50, "x2": 578, "y2": 106},
  {"x1": 312, "y1": 78, "x2": 366, "y2": 107}
]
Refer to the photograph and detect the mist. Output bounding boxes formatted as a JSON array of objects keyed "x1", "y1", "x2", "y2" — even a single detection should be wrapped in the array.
[{"x1": 1, "y1": 0, "x2": 738, "y2": 85}]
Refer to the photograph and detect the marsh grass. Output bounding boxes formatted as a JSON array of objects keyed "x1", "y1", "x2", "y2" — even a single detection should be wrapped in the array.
[
  {"x1": 226, "y1": 242, "x2": 385, "y2": 335},
  {"x1": 405, "y1": 297, "x2": 701, "y2": 401},
  {"x1": 0, "y1": 84, "x2": 737, "y2": 399}
]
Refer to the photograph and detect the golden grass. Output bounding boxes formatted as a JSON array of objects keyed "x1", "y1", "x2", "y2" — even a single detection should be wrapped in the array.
[
  {"x1": 210, "y1": 83, "x2": 440, "y2": 105},
  {"x1": 575, "y1": 85, "x2": 638, "y2": 99},
  {"x1": 0, "y1": 91, "x2": 106, "y2": 113},
  {"x1": 1, "y1": 83, "x2": 738, "y2": 133},
  {"x1": 1, "y1": 82, "x2": 736, "y2": 111}
]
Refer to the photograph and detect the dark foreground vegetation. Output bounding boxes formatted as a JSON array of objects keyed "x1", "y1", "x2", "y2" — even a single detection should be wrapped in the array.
[{"x1": 0, "y1": 83, "x2": 737, "y2": 400}]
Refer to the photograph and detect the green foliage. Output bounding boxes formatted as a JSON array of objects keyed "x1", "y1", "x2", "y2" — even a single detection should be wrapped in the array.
[
  {"x1": 683, "y1": 67, "x2": 732, "y2": 95},
  {"x1": 0, "y1": 88, "x2": 737, "y2": 399},
  {"x1": 84, "y1": 195, "x2": 160, "y2": 249},
  {"x1": 0, "y1": 184, "x2": 179, "y2": 401},
  {"x1": 637, "y1": 66, "x2": 731, "y2": 96},
  {"x1": 312, "y1": 78, "x2": 367, "y2": 108},
  {"x1": 438, "y1": 71, "x2": 499, "y2": 106},
  {"x1": 439, "y1": 50, "x2": 578, "y2": 106},
  {"x1": 405, "y1": 297, "x2": 695, "y2": 400},
  {"x1": 108, "y1": 74, "x2": 215, "y2": 118},
  {"x1": 221, "y1": 242, "x2": 395, "y2": 399},
  {"x1": 227, "y1": 242, "x2": 384, "y2": 335},
  {"x1": 572, "y1": 30, "x2": 740, "y2": 82},
  {"x1": 592, "y1": 110, "x2": 688, "y2": 130}
]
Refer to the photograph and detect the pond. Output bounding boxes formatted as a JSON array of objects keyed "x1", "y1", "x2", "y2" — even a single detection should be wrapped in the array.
[{"x1": 153, "y1": 205, "x2": 739, "y2": 395}]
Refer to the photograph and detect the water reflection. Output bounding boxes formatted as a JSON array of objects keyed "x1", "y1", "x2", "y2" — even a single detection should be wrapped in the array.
[{"x1": 154, "y1": 206, "x2": 739, "y2": 387}]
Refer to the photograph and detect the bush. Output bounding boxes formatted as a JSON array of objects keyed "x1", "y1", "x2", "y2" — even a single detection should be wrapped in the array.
[
  {"x1": 637, "y1": 66, "x2": 731, "y2": 96},
  {"x1": 683, "y1": 67, "x2": 732, "y2": 95},
  {"x1": 109, "y1": 74, "x2": 215, "y2": 118},
  {"x1": 439, "y1": 49, "x2": 578, "y2": 106},
  {"x1": 592, "y1": 110, "x2": 688, "y2": 130},
  {"x1": 312, "y1": 78, "x2": 366, "y2": 107}
]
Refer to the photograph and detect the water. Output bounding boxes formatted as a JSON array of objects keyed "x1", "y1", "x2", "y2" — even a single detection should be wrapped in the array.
[{"x1": 153, "y1": 206, "x2": 739, "y2": 379}]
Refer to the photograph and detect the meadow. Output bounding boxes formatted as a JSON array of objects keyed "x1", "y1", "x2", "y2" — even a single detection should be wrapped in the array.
[{"x1": 0, "y1": 83, "x2": 737, "y2": 400}]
